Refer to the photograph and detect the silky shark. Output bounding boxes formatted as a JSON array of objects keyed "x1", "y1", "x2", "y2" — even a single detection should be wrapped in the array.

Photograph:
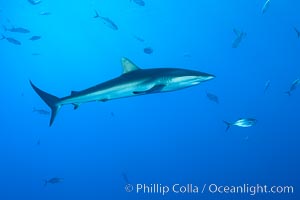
[{"x1": 30, "y1": 57, "x2": 215, "y2": 126}]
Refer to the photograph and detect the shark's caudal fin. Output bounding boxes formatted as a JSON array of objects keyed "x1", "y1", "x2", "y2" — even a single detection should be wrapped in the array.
[
  {"x1": 0, "y1": 34, "x2": 5, "y2": 40},
  {"x1": 223, "y1": 121, "x2": 231, "y2": 132},
  {"x1": 30, "y1": 81, "x2": 61, "y2": 126}
]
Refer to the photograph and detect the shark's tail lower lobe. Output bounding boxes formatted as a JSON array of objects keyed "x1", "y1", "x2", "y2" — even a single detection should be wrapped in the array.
[{"x1": 30, "y1": 81, "x2": 61, "y2": 126}]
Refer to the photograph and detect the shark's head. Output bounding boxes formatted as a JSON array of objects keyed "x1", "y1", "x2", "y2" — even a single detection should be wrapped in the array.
[{"x1": 163, "y1": 68, "x2": 215, "y2": 91}]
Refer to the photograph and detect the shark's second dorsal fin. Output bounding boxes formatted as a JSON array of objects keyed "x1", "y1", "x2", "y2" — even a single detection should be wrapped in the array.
[
  {"x1": 71, "y1": 91, "x2": 80, "y2": 95},
  {"x1": 121, "y1": 57, "x2": 140, "y2": 74}
]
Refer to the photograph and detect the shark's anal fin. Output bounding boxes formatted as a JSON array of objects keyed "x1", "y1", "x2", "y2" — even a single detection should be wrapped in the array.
[
  {"x1": 72, "y1": 103, "x2": 80, "y2": 110},
  {"x1": 100, "y1": 98, "x2": 109, "y2": 102},
  {"x1": 133, "y1": 84, "x2": 165, "y2": 95}
]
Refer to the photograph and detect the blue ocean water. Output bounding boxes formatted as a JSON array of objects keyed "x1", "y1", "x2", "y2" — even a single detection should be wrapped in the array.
[{"x1": 0, "y1": 0, "x2": 299, "y2": 199}]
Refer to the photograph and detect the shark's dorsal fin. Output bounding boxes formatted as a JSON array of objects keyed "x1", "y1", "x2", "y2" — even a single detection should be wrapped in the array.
[{"x1": 121, "y1": 57, "x2": 141, "y2": 74}]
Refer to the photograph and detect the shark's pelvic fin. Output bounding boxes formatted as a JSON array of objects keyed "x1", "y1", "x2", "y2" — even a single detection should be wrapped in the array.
[
  {"x1": 121, "y1": 57, "x2": 141, "y2": 74},
  {"x1": 30, "y1": 81, "x2": 61, "y2": 126},
  {"x1": 71, "y1": 91, "x2": 81, "y2": 109},
  {"x1": 133, "y1": 84, "x2": 165, "y2": 95}
]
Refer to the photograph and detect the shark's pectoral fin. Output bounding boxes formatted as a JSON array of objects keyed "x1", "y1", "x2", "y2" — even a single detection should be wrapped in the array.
[{"x1": 133, "y1": 84, "x2": 165, "y2": 95}]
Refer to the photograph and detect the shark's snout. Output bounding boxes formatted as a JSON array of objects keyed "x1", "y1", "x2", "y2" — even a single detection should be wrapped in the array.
[
  {"x1": 198, "y1": 72, "x2": 215, "y2": 82},
  {"x1": 207, "y1": 74, "x2": 216, "y2": 80}
]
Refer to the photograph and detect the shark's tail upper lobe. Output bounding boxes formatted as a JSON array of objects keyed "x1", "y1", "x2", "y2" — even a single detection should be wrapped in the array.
[{"x1": 30, "y1": 81, "x2": 61, "y2": 126}]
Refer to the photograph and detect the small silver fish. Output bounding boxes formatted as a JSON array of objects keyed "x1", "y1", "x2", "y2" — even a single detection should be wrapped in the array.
[
  {"x1": 133, "y1": 34, "x2": 145, "y2": 42},
  {"x1": 206, "y1": 91, "x2": 219, "y2": 104},
  {"x1": 93, "y1": 10, "x2": 118, "y2": 30},
  {"x1": 143, "y1": 47, "x2": 153, "y2": 54},
  {"x1": 33, "y1": 107, "x2": 50, "y2": 115},
  {"x1": 1, "y1": 35, "x2": 21, "y2": 45},
  {"x1": 3, "y1": 26, "x2": 30, "y2": 33},
  {"x1": 262, "y1": 0, "x2": 271, "y2": 15},
  {"x1": 183, "y1": 52, "x2": 191, "y2": 58},
  {"x1": 264, "y1": 80, "x2": 271, "y2": 93},
  {"x1": 223, "y1": 118, "x2": 257, "y2": 131},
  {"x1": 28, "y1": 0, "x2": 42, "y2": 5},
  {"x1": 44, "y1": 177, "x2": 63, "y2": 186},
  {"x1": 131, "y1": 0, "x2": 145, "y2": 6},
  {"x1": 285, "y1": 78, "x2": 299, "y2": 96},
  {"x1": 39, "y1": 11, "x2": 51, "y2": 16},
  {"x1": 232, "y1": 29, "x2": 246, "y2": 48},
  {"x1": 294, "y1": 27, "x2": 300, "y2": 38},
  {"x1": 29, "y1": 36, "x2": 41, "y2": 41},
  {"x1": 122, "y1": 172, "x2": 130, "y2": 184}
]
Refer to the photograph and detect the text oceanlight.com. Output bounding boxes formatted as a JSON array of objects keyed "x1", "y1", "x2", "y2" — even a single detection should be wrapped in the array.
[{"x1": 124, "y1": 183, "x2": 294, "y2": 196}]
